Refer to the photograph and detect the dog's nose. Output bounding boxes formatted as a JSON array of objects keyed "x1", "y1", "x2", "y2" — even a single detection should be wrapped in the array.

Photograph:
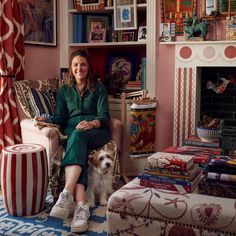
[{"x1": 106, "y1": 162, "x2": 110, "y2": 168}]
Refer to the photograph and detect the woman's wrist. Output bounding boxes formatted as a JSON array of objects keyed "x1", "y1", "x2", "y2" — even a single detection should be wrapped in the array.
[{"x1": 89, "y1": 121, "x2": 96, "y2": 129}]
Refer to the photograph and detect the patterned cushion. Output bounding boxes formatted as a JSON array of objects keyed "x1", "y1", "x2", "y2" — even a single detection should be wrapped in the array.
[
  {"x1": 14, "y1": 78, "x2": 59, "y2": 118},
  {"x1": 28, "y1": 88, "x2": 56, "y2": 117}
]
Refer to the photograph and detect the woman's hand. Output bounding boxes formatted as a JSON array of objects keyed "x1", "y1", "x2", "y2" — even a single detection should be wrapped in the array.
[
  {"x1": 34, "y1": 116, "x2": 48, "y2": 122},
  {"x1": 76, "y1": 120, "x2": 93, "y2": 130}
]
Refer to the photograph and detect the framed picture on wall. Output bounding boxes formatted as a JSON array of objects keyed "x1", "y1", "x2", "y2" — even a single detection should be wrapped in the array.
[
  {"x1": 23, "y1": 0, "x2": 57, "y2": 46},
  {"x1": 161, "y1": 0, "x2": 197, "y2": 35},
  {"x1": 113, "y1": 0, "x2": 137, "y2": 30}
]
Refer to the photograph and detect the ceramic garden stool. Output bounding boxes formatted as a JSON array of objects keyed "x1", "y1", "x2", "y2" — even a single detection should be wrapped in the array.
[{"x1": 0, "y1": 143, "x2": 48, "y2": 216}]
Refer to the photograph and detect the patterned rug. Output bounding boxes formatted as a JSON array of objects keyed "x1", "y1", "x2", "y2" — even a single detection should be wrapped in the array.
[{"x1": 0, "y1": 192, "x2": 107, "y2": 235}]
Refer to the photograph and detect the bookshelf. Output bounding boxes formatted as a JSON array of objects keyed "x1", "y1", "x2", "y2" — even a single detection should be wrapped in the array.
[{"x1": 59, "y1": 0, "x2": 157, "y2": 176}]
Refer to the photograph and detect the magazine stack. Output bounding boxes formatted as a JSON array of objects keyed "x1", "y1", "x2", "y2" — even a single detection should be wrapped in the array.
[
  {"x1": 138, "y1": 152, "x2": 202, "y2": 193},
  {"x1": 198, "y1": 155, "x2": 236, "y2": 198}
]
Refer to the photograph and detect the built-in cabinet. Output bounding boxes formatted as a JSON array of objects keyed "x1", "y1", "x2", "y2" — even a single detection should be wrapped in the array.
[{"x1": 59, "y1": 1, "x2": 157, "y2": 175}]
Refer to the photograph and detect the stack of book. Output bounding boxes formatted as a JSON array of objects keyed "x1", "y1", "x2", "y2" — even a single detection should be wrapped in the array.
[
  {"x1": 198, "y1": 156, "x2": 236, "y2": 198},
  {"x1": 139, "y1": 152, "x2": 202, "y2": 193},
  {"x1": 124, "y1": 81, "x2": 142, "y2": 91},
  {"x1": 184, "y1": 135, "x2": 219, "y2": 148},
  {"x1": 164, "y1": 145, "x2": 220, "y2": 166}
]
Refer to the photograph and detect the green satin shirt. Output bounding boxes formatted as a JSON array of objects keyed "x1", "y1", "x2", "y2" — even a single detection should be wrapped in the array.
[{"x1": 53, "y1": 82, "x2": 110, "y2": 135}]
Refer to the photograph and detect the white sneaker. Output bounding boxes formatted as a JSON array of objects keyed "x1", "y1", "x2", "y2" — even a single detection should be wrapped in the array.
[
  {"x1": 50, "y1": 190, "x2": 74, "y2": 219},
  {"x1": 71, "y1": 202, "x2": 90, "y2": 233}
]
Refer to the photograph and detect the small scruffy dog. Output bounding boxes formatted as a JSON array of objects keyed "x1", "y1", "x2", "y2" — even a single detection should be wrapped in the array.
[{"x1": 86, "y1": 150, "x2": 114, "y2": 207}]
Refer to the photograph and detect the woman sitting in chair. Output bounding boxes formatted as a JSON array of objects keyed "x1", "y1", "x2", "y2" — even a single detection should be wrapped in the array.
[{"x1": 35, "y1": 49, "x2": 110, "y2": 233}]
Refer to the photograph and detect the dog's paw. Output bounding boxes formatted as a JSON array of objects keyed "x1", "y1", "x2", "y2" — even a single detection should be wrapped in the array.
[{"x1": 100, "y1": 199, "x2": 108, "y2": 206}]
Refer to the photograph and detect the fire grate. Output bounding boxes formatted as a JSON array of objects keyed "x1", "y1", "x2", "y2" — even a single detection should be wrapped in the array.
[{"x1": 219, "y1": 119, "x2": 236, "y2": 156}]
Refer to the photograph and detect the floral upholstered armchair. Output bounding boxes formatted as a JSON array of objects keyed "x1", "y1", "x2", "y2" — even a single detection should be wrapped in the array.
[{"x1": 14, "y1": 78, "x2": 122, "y2": 199}]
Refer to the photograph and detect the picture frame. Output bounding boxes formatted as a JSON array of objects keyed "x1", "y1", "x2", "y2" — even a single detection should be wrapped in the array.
[
  {"x1": 121, "y1": 31, "x2": 135, "y2": 41},
  {"x1": 85, "y1": 15, "x2": 109, "y2": 42},
  {"x1": 138, "y1": 26, "x2": 147, "y2": 41},
  {"x1": 161, "y1": 0, "x2": 197, "y2": 35},
  {"x1": 89, "y1": 28, "x2": 106, "y2": 43},
  {"x1": 200, "y1": 0, "x2": 236, "y2": 18},
  {"x1": 159, "y1": 22, "x2": 175, "y2": 42},
  {"x1": 106, "y1": 52, "x2": 138, "y2": 85},
  {"x1": 113, "y1": 0, "x2": 137, "y2": 30},
  {"x1": 76, "y1": 0, "x2": 105, "y2": 11},
  {"x1": 23, "y1": 0, "x2": 57, "y2": 46}
]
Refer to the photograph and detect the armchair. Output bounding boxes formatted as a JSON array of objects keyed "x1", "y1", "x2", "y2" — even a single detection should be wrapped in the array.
[{"x1": 14, "y1": 78, "x2": 122, "y2": 181}]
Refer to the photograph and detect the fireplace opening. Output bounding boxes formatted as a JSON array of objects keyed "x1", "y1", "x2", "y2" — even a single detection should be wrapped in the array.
[{"x1": 197, "y1": 67, "x2": 236, "y2": 123}]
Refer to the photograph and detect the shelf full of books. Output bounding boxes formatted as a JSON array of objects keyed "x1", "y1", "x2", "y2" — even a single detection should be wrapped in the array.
[{"x1": 70, "y1": 5, "x2": 147, "y2": 45}]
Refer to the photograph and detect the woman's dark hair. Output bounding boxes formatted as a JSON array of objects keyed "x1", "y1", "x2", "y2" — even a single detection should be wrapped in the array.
[{"x1": 67, "y1": 50, "x2": 96, "y2": 89}]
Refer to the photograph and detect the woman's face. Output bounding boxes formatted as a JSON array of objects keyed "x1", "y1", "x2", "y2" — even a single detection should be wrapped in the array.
[{"x1": 71, "y1": 55, "x2": 89, "y2": 82}]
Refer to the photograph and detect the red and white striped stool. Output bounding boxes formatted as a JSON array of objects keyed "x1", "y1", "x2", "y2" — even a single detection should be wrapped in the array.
[{"x1": 0, "y1": 143, "x2": 48, "y2": 216}]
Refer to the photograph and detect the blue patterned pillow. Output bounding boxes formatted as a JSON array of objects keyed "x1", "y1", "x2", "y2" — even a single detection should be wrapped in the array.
[{"x1": 28, "y1": 87, "x2": 56, "y2": 117}]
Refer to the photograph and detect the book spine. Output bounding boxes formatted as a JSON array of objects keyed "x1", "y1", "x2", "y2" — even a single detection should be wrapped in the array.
[
  {"x1": 144, "y1": 169, "x2": 200, "y2": 181},
  {"x1": 73, "y1": 14, "x2": 78, "y2": 43},
  {"x1": 140, "y1": 179, "x2": 192, "y2": 193},
  {"x1": 145, "y1": 167, "x2": 192, "y2": 177},
  {"x1": 184, "y1": 140, "x2": 219, "y2": 148},
  {"x1": 77, "y1": 14, "x2": 83, "y2": 43},
  {"x1": 141, "y1": 57, "x2": 146, "y2": 90},
  {"x1": 138, "y1": 174, "x2": 192, "y2": 186},
  {"x1": 207, "y1": 172, "x2": 236, "y2": 182}
]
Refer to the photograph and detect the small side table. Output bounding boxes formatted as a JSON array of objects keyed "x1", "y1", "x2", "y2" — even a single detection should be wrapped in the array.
[{"x1": 1, "y1": 143, "x2": 48, "y2": 216}]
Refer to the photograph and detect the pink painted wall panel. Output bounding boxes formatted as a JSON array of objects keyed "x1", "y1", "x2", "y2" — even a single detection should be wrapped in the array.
[{"x1": 24, "y1": 46, "x2": 60, "y2": 81}]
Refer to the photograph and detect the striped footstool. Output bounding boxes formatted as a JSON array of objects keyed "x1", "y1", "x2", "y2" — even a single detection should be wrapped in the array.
[{"x1": 0, "y1": 143, "x2": 48, "y2": 216}]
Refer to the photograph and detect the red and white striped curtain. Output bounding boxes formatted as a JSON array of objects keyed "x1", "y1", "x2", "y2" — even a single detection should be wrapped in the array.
[{"x1": 0, "y1": 0, "x2": 25, "y2": 152}]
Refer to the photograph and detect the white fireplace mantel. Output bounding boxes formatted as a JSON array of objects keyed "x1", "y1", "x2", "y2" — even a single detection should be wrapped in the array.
[
  {"x1": 172, "y1": 42, "x2": 236, "y2": 147},
  {"x1": 160, "y1": 40, "x2": 236, "y2": 45}
]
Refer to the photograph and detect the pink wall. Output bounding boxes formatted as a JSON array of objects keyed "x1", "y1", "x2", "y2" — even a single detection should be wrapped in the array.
[
  {"x1": 156, "y1": 45, "x2": 175, "y2": 151},
  {"x1": 24, "y1": 46, "x2": 60, "y2": 81}
]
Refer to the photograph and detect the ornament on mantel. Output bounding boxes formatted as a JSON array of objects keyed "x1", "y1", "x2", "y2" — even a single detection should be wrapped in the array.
[{"x1": 206, "y1": 74, "x2": 236, "y2": 94}]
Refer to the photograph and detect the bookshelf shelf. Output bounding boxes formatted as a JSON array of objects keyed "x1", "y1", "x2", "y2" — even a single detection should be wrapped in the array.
[{"x1": 69, "y1": 41, "x2": 147, "y2": 48}]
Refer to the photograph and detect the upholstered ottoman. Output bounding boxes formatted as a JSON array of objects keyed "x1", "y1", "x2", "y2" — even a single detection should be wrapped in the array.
[
  {"x1": 107, "y1": 177, "x2": 236, "y2": 236},
  {"x1": 1, "y1": 143, "x2": 48, "y2": 216}
]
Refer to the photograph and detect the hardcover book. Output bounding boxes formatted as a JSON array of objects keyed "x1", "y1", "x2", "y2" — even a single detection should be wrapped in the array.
[
  {"x1": 184, "y1": 135, "x2": 219, "y2": 148},
  {"x1": 207, "y1": 172, "x2": 236, "y2": 183},
  {"x1": 207, "y1": 156, "x2": 236, "y2": 174},
  {"x1": 139, "y1": 178, "x2": 199, "y2": 193},
  {"x1": 164, "y1": 146, "x2": 220, "y2": 164},
  {"x1": 147, "y1": 152, "x2": 195, "y2": 171},
  {"x1": 138, "y1": 170, "x2": 201, "y2": 186},
  {"x1": 143, "y1": 164, "x2": 200, "y2": 181}
]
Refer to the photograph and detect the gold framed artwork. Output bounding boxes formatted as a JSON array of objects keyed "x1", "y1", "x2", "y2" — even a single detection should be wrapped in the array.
[
  {"x1": 76, "y1": 0, "x2": 105, "y2": 11},
  {"x1": 113, "y1": 0, "x2": 137, "y2": 30}
]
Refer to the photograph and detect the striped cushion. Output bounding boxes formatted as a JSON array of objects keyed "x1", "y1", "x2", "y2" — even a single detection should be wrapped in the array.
[
  {"x1": 28, "y1": 88, "x2": 56, "y2": 117},
  {"x1": 14, "y1": 78, "x2": 58, "y2": 118}
]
